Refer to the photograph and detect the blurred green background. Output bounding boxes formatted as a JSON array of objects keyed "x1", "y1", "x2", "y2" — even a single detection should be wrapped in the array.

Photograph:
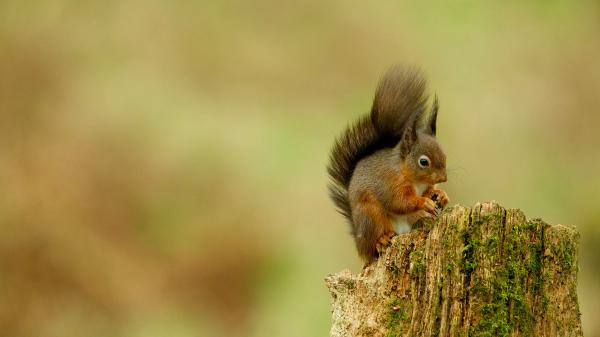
[{"x1": 1, "y1": 1, "x2": 599, "y2": 336}]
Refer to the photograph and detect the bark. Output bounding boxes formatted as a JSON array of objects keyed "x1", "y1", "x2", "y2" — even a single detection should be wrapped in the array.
[{"x1": 325, "y1": 202, "x2": 582, "y2": 337}]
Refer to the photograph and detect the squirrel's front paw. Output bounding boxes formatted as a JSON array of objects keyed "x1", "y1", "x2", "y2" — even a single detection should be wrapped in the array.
[
  {"x1": 419, "y1": 197, "x2": 437, "y2": 216},
  {"x1": 428, "y1": 189, "x2": 449, "y2": 208},
  {"x1": 408, "y1": 210, "x2": 434, "y2": 225}
]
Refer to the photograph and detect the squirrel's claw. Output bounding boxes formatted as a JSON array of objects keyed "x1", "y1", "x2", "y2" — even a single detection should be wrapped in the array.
[
  {"x1": 421, "y1": 197, "x2": 437, "y2": 216},
  {"x1": 429, "y1": 189, "x2": 450, "y2": 209}
]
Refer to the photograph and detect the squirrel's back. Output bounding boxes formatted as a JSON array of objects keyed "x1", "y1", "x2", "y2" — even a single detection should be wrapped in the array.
[{"x1": 327, "y1": 66, "x2": 430, "y2": 224}]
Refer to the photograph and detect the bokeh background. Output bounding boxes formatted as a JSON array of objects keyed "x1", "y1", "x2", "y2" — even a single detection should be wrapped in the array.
[{"x1": 1, "y1": 1, "x2": 599, "y2": 336}]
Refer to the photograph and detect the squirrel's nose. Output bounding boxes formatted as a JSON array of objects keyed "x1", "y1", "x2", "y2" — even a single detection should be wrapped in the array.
[{"x1": 438, "y1": 173, "x2": 447, "y2": 183}]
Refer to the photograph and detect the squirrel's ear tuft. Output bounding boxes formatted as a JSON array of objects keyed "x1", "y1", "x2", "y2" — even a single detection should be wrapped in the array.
[
  {"x1": 423, "y1": 95, "x2": 439, "y2": 136},
  {"x1": 398, "y1": 109, "x2": 421, "y2": 158}
]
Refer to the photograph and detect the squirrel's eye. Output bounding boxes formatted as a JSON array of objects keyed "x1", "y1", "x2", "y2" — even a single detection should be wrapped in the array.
[{"x1": 418, "y1": 155, "x2": 430, "y2": 168}]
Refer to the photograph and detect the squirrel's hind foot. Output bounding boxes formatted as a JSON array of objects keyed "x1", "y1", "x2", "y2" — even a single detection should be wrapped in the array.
[{"x1": 376, "y1": 230, "x2": 397, "y2": 255}]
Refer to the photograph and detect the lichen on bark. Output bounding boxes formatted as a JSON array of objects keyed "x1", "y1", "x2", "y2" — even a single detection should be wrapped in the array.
[{"x1": 325, "y1": 202, "x2": 582, "y2": 337}]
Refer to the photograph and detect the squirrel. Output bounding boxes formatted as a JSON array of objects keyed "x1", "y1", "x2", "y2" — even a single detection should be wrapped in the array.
[{"x1": 327, "y1": 66, "x2": 449, "y2": 265}]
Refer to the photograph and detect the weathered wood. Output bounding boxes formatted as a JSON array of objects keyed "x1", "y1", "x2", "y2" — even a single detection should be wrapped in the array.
[{"x1": 326, "y1": 202, "x2": 582, "y2": 337}]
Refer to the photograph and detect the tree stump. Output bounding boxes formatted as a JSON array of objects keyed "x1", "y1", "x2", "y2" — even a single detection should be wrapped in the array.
[{"x1": 325, "y1": 202, "x2": 582, "y2": 337}]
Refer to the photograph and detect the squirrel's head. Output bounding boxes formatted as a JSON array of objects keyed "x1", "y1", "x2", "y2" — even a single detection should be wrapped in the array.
[{"x1": 395, "y1": 97, "x2": 447, "y2": 185}]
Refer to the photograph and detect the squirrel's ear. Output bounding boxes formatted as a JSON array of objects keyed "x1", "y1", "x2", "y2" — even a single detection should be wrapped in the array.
[
  {"x1": 423, "y1": 95, "x2": 439, "y2": 136},
  {"x1": 398, "y1": 110, "x2": 421, "y2": 158}
]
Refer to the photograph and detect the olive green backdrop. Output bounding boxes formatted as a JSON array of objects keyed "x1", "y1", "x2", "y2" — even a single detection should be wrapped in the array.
[{"x1": 1, "y1": 1, "x2": 599, "y2": 336}]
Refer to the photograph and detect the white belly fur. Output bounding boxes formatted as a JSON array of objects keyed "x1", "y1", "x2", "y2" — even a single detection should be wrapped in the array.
[
  {"x1": 414, "y1": 183, "x2": 428, "y2": 196},
  {"x1": 393, "y1": 215, "x2": 410, "y2": 234},
  {"x1": 393, "y1": 183, "x2": 429, "y2": 234}
]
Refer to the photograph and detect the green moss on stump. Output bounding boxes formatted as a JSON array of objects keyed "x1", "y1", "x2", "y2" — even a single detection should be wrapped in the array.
[
  {"x1": 385, "y1": 296, "x2": 410, "y2": 337},
  {"x1": 326, "y1": 203, "x2": 582, "y2": 337}
]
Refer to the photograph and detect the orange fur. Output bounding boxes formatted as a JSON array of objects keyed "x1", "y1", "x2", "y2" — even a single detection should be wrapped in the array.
[
  {"x1": 354, "y1": 191, "x2": 395, "y2": 263},
  {"x1": 385, "y1": 168, "x2": 427, "y2": 214}
]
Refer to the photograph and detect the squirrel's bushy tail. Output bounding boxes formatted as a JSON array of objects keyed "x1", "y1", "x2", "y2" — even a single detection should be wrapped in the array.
[{"x1": 327, "y1": 66, "x2": 429, "y2": 224}]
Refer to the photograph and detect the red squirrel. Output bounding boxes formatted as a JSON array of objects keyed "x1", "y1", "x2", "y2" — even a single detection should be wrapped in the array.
[{"x1": 327, "y1": 66, "x2": 449, "y2": 264}]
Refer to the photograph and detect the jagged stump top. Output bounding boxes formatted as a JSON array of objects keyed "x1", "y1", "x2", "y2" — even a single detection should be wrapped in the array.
[{"x1": 326, "y1": 202, "x2": 582, "y2": 337}]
